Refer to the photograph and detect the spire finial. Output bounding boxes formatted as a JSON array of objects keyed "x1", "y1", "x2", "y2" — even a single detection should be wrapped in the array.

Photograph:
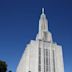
[{"x1": 42, "y1": 8, "x2": 44, "y2": 14}]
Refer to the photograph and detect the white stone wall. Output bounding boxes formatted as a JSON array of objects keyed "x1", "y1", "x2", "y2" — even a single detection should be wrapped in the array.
[
  {"x1": 16, "y1": 8, "x2": 64, "y2": 72},
  {"x1": 17, "y1": 40, "x2": 64, "y2": 72},
  {"x1": 55, "y1": 45, "x2": 64, "y2": 72},
  {"x1": 16, "y1": 40, "x2": 39, "y2": 72},
  {"x1": 16, "y1": 40, "x2": 64, "y2": 72}
]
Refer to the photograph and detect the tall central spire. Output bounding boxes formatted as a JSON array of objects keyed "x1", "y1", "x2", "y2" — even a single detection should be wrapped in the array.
[
  {"x1": 36, "y1": 8, "x2": 52, "y2": 42},
  {"x1": 39, "y1": 8, "x2": 48, "y2": 33},
  {"x1": 42, "y1": 8, "x2": 44, "y2": 14}
]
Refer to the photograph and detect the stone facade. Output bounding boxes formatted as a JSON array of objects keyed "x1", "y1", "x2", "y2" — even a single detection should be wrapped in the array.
[{"x1": 16, "y1": 8, "x2": 64, "y2": 72}]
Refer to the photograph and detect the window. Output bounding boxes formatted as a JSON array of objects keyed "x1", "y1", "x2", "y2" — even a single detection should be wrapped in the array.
[
  {"x1": 38, "y1": 48, "x2": 41, "y2": 72},
  {"x1": 43, "y1": 32, "x2": 47, "y2": 41},
  {"x1": 44, "y1": 49, "x2": 50, "y2": 72},
  {"x1": 53, "y1": 50, "x2": 55, "y2": 72}
]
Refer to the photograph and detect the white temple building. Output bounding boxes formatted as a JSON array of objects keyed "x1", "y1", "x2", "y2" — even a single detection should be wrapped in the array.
[{"x1": 16, "y1": 8, "x2": 64, "y2": 72}]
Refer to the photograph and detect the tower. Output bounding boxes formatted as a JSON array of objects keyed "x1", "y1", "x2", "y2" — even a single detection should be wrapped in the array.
[{"x1": 16, "y1": 8, "x2": 64, "y2": 72}]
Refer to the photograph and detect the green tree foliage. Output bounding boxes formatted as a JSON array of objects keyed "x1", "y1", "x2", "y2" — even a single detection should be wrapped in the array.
[{"x1": 0, "y1": 60, "x2": 7, "y2": 72}]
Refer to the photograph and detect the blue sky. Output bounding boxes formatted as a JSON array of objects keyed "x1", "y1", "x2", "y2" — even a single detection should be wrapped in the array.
[{"x1": 0, "y1": 0, "x2": 72, "y2": 72}]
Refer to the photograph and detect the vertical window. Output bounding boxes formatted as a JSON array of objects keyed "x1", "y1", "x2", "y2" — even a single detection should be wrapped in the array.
[
  {"x1": 43, "y1": 32, "x2": 47, "y2": 41},
  {"x1": 39, "y1": 48, "x2": 41, "y2": 72},
  {"x1": 44, "y1": 49, "x2": 45, "y2": 72},
  {"x1": 44, "y1": 49, "x2": 50, "y2": 72},
  {"x1": 53, "y1": 50, "x2": 55, "y2": 72}
]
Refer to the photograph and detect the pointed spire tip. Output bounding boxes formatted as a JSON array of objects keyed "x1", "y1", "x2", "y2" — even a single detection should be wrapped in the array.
[{"x1": 42, "y1": 8, "x2": 44, "y2": 14}]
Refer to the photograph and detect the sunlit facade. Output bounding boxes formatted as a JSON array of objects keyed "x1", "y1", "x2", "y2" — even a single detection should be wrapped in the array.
[{"x1": 16, "y1": 8, "x2": 64, "y2": 72}]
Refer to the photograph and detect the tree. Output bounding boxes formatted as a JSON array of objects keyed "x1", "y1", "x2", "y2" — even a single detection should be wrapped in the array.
[{"x1": 0, "y1": 60, "x2": 7, "y2": 72}]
